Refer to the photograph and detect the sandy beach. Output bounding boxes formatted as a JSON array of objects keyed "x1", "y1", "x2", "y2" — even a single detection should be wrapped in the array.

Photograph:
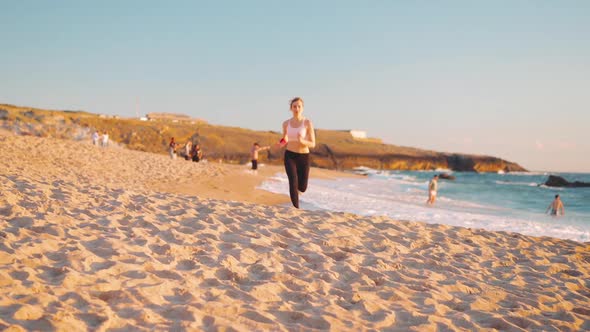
[{"x1": 1, "y1": 132, "x2": 589, "y2": 331}]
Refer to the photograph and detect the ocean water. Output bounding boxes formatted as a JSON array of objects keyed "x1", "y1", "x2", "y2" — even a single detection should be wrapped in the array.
[{"x1": 259, "y1": 168, "x2": 590, "y2": 242}]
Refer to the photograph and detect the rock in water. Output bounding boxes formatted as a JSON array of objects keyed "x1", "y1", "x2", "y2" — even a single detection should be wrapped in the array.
[
  {"x1": 438, "y1": 173, "x2": 456, "y2": 180},
  {"x1": 544, "y1": 175, "x2": 590, "y2": 188}
]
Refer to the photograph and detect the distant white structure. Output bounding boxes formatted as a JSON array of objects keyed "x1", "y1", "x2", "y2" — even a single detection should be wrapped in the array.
[
  {"x1": 349, "y1": 130, "x2": 367, "y2": 139},
  {"x1": 139, "y1": 116, "x2": 148, "y2": 121},
  {"x1": 339, "y1": 129, "x2": 381, "y2": 143}
]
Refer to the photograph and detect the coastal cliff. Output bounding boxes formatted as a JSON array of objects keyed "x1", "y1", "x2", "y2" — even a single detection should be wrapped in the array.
[
  {"x1": 306, "y1": 130, "x2": 525, "y2": 172},
  {"x1": 309, "y1": 149, "x2": 525, "y2": 172},
  {"x1": 0, "y1": 103, "x2": 526, "y2": 172}
]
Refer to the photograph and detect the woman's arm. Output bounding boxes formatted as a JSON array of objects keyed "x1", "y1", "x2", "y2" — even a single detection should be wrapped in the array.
[
  {"x1": 276, "y1": 121, "x2": 288, "y2": 147},
  {"x1": 298, "y1": 119, "x2": 316, "y2": 148},
  {"x1": 283, "y1": 121, "x2": 289, "y2": 141}
]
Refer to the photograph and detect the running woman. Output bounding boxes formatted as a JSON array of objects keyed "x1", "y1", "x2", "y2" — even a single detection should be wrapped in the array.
[{"x1": 280, "y1": 97, "x2": 316, "y2": 208}]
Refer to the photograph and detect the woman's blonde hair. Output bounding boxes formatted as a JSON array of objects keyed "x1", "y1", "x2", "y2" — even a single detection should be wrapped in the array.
[{"x1": 289, "y1": 97, "x2": 304, "y2": 107}]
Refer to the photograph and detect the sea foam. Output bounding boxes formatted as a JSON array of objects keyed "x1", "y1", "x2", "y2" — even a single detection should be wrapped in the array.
[{"x1": 259, "y1": 171, "x2": 590, "y2": 242}]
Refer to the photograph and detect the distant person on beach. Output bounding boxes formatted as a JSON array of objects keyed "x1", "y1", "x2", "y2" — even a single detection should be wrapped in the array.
[
  {"x1": 546, "y1": 194, "x2": 565, "y2": 216},
  {"x1": 191, "y1": 144, "x2": 203, "y2": 162},
  {"x1": 427, "y1": 174, "x2": 439, "y2": 205},
  {"x1": 279, "y1": 97, "x2": 316, "y2": 208},
  {"x1": 250, "y1": 142, "x2": 269, "y2": 172},
  {"x1": 101, "y1": 131, "x2": 109, "y2": 147},
  {"x1": 184, "y1": 141, "x2": 192, "y2": 160},
  {"x1": 169, "y1": 137, "x2": 177, "y2": 159},
  {"x1": 92, "y1": 131, "x2": 99, "y2": 146}
]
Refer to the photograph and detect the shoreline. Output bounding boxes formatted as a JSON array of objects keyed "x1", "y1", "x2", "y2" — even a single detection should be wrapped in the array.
[
  {"x1": 1, "y1": 132, "x2": 588, "y2": 331},
  {"x1": 153, "y1": 160, "x2": 363, "y2": 207}
]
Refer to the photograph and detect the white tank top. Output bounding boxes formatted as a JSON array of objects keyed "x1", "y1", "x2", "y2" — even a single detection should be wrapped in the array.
[{"x1": 287, "y1": 119, "x2": 307, "y2": 141}]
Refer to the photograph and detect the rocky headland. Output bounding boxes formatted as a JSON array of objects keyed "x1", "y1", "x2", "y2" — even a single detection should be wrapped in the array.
[{"x1": 0, "y1": 103, "x2": 526, "y2": 172}]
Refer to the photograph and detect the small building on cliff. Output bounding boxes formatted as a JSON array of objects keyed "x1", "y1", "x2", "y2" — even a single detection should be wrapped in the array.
[
  {"x1": 349, "y1": 130, "x2": 367, "y2": 139},
  {"x1": 342, "y1": 130, "x2": 382, "y2": 143}
]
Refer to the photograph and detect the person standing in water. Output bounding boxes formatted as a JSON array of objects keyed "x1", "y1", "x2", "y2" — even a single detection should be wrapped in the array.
[
  {"x1": 279, "y1": 97, "x2": 316, "y2": 208},
  {"x1": 250, "y1": 142, "x2": 270, "y2": 173},
  {"x1": 546, "y1": 194, "x2": 565, "y2": 216},
  {"x1": 426, "y1": 174, "x2": 439, "y2": 205}
]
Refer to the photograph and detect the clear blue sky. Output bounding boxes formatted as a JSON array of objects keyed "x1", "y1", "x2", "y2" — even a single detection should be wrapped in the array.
[{"x1": 1, "y1": 1, "x2": 589, "y2": 172}]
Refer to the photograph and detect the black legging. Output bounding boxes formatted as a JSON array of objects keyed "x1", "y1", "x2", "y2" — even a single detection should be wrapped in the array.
[{"x1": 284, "y1": 150, "x2": 310, "y2": 208}]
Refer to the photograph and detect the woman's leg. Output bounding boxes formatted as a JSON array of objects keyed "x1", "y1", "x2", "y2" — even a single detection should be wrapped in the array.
[
  {"x1": 284, "y1": 151, "x2": 299, "y2": 208},
  {"x1": 296, "y1": 153, "x2": 310, "y2": 193}
]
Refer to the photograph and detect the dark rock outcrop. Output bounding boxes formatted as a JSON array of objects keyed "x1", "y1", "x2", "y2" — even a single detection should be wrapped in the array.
[
  {"x1": 445, "y1": 154, "x2": 525, "y2": 172},
  {"x1": 544, "y1": 175, "x2": 590, "y2": 188},
  {"x1": 438, "y1": 173, "x2": 456, "y2": 180},
  {"x1": 447, "y1": 154, "x2": 476, "y2": 172}
]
